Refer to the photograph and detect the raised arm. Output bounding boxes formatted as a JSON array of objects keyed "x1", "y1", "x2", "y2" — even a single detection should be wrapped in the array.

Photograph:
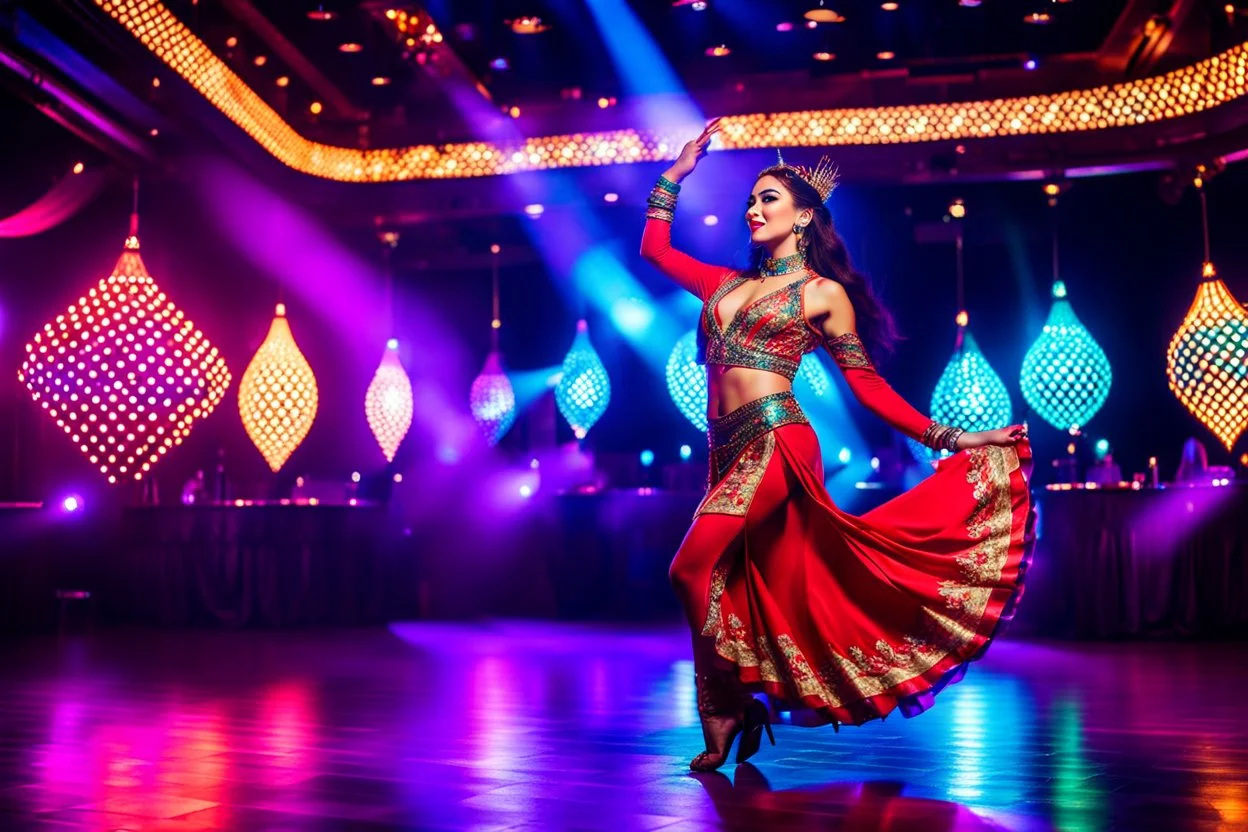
[
  {"x1": 639, "y1": 119, "x2": 732, "y2": 302},
  {"x1": 641, "y1": 176, "x2": 733, "y2": 301},
  {"x1": 815, "y1": 280, "x2": 966, "y2": 453}
]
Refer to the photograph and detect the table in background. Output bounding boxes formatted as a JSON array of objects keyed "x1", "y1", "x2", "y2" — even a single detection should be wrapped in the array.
[{"x1": 1025, "y1": 486, "x2": 1248, "y2": 638}]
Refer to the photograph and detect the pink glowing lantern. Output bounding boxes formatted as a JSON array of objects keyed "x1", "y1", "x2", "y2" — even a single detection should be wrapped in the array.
[
  {"x1": 18, "y1": 235, "x2": 231, "y2": 484},
  {"x1": 365, "y1": 338, "x2": 414, "y2": 462}
]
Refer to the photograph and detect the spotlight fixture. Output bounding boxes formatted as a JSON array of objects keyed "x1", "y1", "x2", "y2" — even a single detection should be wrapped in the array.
[
  {"x1": 339, "y1": 42, "x2": 363, "y2": 53},
  {"x1": 1024, "y1": 13, "x2": 1052, "y2": 25},
  {"x1": 225, "y1": 36, "x2": 238, "y2": 48},
  {"x1": 490, "y1": 57, "x2": 509, "y2": 70},
  {"x1": 508, "y1": 105, "x2": 521, "y2": 117},
  {"x1": 876, "y1": 50, "x2": 896, "y2": 60},
  {"x1": 72, "y1": 162, "x2": 84, "y2": 174},
  {"x1": 524, "y1": 204, "x2": 544, "y2": 217},
  {"x1": 276, "y1": 75, "x2": 290, "y2": 87},
  {"x1": 253, "y1": 55, "x2": 267, "y2": 66},
  {"x1": 307, "y1": 5, "x2": 336, "y2": 21},
  {"x1": 959, "y1": 0, "x2": 981, "y2": 6},
  {"x1": 881, "y1": 2, "x2": 899, "y2": 9},
  {"x1": 371, "y1": 76, "x2": 392, "y2": 86},
  {"x1": 1024, "y1": 57, "x2": 1038, "y2": 70},
  {"x1": 804, "y1": 2, "x2": 846, "y2": 23},
  {"x1": 603, "y1": 193, "x2": 619, "y2": 203},
  {"x1": 706, "y1": 44, "x2": 731, "y2": 57},
  {"x1": 310, "y1": 101, "x2": 323, "y2": 114},
  {"x1": 776, "y1": 21, "x2": 794, "y2": 31},
  {"x1": 948, "y1": 198, "x2": 966, "y2": 218},
  {"x1": 703, "y1": 215, "x2": 718, "y2": 225},
  {"x1": 509, "y1": 17, "x2": 550, "y2": 34},
  {"x1": 813, "y1": 51, "x2": 835, "y2": 61}
]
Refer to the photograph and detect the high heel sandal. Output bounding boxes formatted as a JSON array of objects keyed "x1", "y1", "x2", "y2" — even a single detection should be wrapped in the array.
[
  {"x1": 689, "y1": 671, "x2": 751, "y2": 772},
  {"x1": 735, "y1": 698, "x2": 775, "y2": 764}
]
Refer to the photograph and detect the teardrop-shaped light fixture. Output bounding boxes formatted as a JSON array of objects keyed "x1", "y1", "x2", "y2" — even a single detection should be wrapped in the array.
[
  {"x1": 1166, "y1": 176, "x2": 1248, "y2": 450},
  {"x1": 665, "y1": 329, "x2": 708, "y2": 432},
  {"x1": 366, "y1": 338, "x2": 414, "y2": 462},
  {"x1": 909, "y1": 315, "x2": 1013, "y2": 464},
  {"x1": 239, "y1": 303, "x2": 319, "y2": 472},
  {"x1": 556, "y1": 319, "x2": 611, "y2": 439},
  {"x1": 470, "y1": 350, "x2": 517, "y2": 446},
  {"x1": 1021, "y1": 281, "x2": 1112, "y2": 433},
  {"x1": 469, "y1": 244, "x2": 517, "y2": 445},
  {"x1": 1168, "y1": 263, "x2": 1248, "y2": 450}
]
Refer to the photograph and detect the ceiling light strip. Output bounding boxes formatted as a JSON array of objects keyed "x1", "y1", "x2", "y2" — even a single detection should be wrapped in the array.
[{"x1": 94, "y1": 0, "x2": 1248, "y2": 182}]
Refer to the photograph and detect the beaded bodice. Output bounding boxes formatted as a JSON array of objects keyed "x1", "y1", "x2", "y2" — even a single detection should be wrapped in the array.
[{"x1": 699, "y1": 272, "x2": 822, "y2": 380}]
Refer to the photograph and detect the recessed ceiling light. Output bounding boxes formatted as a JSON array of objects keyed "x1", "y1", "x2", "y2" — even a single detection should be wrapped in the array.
[
  {"x1": 310, "y1": 101, "x2": 323, "y2": 114},
  {"x1": 706, "y1": 44, "x2": 731, "y2": 57},
  {"x1": 1024, "y1": 12, "x2": 1052, "y2": 24},
  {"x1": 226, "y1": 36, "x2": 238, "y2": 48},
  {"x1": 339, "y1": 42, "x2": 363, "y2": 53},
  {"x1": 804, "y1": 3, "x2": 846, "y2": 23},
  {"x1": 510, "y1": 17, "x2": 550, "y2": 34},
  {"x1": 877, "y1": 50, "x2": 895, "y2": 60},
  {"x1": 881, "y1": 2, "x2": 899, "y2": 10},
  {"x1": 371, "y1": 76, "x2": 391, "y2": 86},
  {"x1": 253, "y1": 55, "x2": 267, "y2": 66},
  {"x1": 813, "y1": 51, "x2": 835, "y2": 61},
  {"x1": 276, "y1": 75, "x2": 290, "y2": 87}
]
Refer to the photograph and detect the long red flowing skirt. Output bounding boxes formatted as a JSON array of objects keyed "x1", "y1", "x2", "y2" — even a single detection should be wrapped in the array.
[{"x1": 670, "y1": 421, "x2": 1034, "y2": 729}]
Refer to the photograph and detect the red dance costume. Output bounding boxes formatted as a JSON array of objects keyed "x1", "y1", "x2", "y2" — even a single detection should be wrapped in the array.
[{"x1": 642, "y1": 181, "x2": 1033, "y2": 734}]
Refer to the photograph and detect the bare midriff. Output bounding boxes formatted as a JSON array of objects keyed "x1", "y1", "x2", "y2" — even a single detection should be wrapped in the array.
[{"x1": 707, "y1": 366, "x2": 796, "y2": 421}]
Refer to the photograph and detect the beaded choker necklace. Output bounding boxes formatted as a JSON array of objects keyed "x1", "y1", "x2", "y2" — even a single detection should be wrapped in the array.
[{"x1": 760, "y1": 251, "x2": 806, "y2": 278}]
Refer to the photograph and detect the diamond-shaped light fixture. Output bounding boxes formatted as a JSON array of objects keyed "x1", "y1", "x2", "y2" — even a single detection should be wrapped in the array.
[
  {"x1": 556, "y1": 319, "x2": 610, "y2": 439},
  {"x1": 238, "y1": 303, "x2": 318, "y2": 472},
  {"x1": 18, "y1": 235, "x2": 231, "y2": 484}
]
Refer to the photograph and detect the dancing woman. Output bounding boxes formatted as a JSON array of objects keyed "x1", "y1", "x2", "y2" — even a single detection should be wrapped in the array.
[{"x1": 642, "y1": 120, "x2": 1033, "y2": 772}]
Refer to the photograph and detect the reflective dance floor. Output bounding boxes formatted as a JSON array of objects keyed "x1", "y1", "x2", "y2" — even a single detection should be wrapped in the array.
[{"x1": 0, "y1": 623, "x2": 1244, "y2": 831}]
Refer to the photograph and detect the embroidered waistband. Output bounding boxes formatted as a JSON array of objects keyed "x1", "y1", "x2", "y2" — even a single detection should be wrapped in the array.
[{"x1": 709, "y1": 391, "x2": 808, "y2": 480}]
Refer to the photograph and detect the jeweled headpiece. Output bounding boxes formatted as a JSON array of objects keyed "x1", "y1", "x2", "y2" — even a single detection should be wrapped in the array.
[{"x1": 762, "y1": 150, "x2": 840, "y2": 203}]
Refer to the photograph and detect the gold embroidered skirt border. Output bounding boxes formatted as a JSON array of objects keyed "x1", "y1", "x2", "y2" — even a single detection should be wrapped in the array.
[{"x1": 695, "y1": 391, "x2": 809, "y2": 518}]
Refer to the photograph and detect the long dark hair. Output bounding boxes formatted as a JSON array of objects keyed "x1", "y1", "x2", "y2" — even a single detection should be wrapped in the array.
[{"x1": 751, "y1": 166, "x2": 898, "y2": 360}]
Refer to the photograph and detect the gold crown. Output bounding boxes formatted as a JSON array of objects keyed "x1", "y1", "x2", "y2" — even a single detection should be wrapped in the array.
[{"x1": 762, "y1": 150, "x2": 840, "y2": 202}]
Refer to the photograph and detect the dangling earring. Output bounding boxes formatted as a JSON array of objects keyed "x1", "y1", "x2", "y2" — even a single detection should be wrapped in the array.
[{"x1": 795, "y1": 224, "x2": 809, "y2": 251}]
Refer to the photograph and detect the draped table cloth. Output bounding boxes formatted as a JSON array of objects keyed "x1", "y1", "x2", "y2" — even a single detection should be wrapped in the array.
[{"x1": 1025, "y1": 486, "x2": 1248, "y2": 638}]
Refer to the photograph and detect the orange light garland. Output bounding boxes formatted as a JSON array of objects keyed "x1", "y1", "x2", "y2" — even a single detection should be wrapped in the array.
[{"x1": 93, "y1": 0, "x2": 1248, "y2": 182}]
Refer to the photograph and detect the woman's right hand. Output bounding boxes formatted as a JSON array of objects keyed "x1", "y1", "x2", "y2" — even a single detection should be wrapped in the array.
[{"x1": 663, "y1": 118, "x2": 722, "y2": 183}]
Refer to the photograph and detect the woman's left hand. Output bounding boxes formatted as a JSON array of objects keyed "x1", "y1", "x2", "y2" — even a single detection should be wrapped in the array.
[{"x1": 957, "y1": 425, "x2": 1028, "y2": 449}]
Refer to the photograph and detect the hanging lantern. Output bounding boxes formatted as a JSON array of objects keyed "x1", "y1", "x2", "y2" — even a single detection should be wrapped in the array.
[
  {"x1": 909, "y1": 315, "x2": 1012, "y2": 464},
  {"x1": 666, "y1": 329, "x2": 708, "y2": 432},
  {"x1": 469, "y1": 244, "x2": 517, "y2": 446},
  {"x1": 1167, "y1": 263, "x2": 1248, "y2": 450},
  {"x1": 556, "y1": 319, "x2": 611, "y2": 439},
  {"x1": 1020, "y1": 280, "x2": 1112, "y2": 432},
  {"x1": 17, "y1": 235, "x2": 231, "y2": 484},
  {"x1": 238, "y1": 303, "x2": 318, "y2": 472},
  {"x1": 365, "y1": 338, "x2": 414, "y2": 461},
  {"x1": 470, "y1": 350, "x2": 516, "y2": 445}
]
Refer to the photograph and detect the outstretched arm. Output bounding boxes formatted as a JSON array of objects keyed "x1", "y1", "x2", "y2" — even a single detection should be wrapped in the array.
[
  {"x1": 639, "y1": 119, "x2": 732, "y2": 302},
  {"x1": 815, "y1": 281, "x2": 1028, "y2": 452},
  {"x1": 815, "y1": 280, "x2": 963, "y2": 452}
]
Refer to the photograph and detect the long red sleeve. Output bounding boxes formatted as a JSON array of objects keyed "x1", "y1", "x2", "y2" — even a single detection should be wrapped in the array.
[
  {"x1": 825, "y1": 334, "x2": 933, "y2": 440},
  {"x1": 641, "y1": 217, "x2": 731, "y2": 302}
]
